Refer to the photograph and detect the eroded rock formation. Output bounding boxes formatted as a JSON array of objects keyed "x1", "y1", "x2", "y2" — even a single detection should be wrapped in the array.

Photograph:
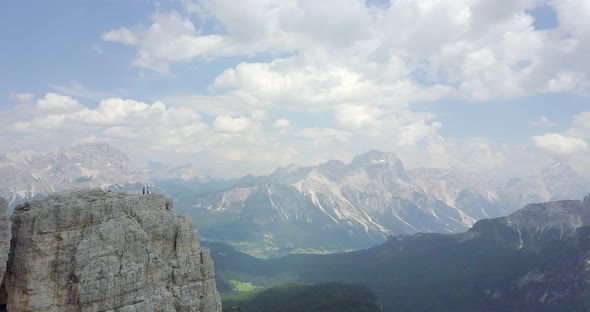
[
  {"x1": 2, "y1": 190, "x2": 221, "y2": 311},
  {"x1": 0, "y1": 197, "x2": 11, "y2": 307}
]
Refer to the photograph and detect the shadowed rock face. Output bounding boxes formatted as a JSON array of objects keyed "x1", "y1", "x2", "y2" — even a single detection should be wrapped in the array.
[
  {"x1": 3, "y1": 190, "x2": 221, "y2": 312},
  {"x1": 0, "y1": 197, "x2": 10, "y2": 299}
]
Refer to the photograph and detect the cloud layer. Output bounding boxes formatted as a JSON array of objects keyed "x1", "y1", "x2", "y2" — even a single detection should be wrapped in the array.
[{"x1": 3, "y1": 0, "x2": 590, "y2": 177}]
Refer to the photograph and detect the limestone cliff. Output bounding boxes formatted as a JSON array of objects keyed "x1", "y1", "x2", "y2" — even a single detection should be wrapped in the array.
[
  {"x1": 0, "y1": 197, "x2": 10, "y2": 294},
  {"x1": 2, "y1": 190, "x2": 221, "y2": 311}
]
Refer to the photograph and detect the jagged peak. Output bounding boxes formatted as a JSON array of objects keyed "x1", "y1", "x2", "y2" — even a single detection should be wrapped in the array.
[
  {"x1": 271, "y1": 163, "x2": 301, "y2": 175},
  {"x1": 3, "y1": 149, "x2": 39, "y2": 164}
]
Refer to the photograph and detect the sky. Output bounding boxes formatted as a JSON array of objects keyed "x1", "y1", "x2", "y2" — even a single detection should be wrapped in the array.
[{"x1": 1, "y1": 0, "x2": 589, "y2": 178}]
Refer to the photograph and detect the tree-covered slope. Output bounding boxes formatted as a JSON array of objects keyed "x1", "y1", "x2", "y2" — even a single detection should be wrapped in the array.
[
  {"x1": 222, "y1": 282, "x2": 381, "y2": 312},
  {"x1": 209, "y1": 196, "x2": 590, "y2": 312}
]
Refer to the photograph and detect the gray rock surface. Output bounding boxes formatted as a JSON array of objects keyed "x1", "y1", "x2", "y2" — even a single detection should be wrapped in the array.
[
  {"x1": 0, "y1": 197, "x2": 10, "y2": 288},
  {"x1": 3, "y1": 189, "x2": 221, "y2": 312}
]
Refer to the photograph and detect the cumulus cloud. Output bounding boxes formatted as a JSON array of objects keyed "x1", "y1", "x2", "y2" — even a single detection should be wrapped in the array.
[
  {"x1": 398, "y1": 120, "x2": 442, "y2": 146},
  {"x1": 545, "y1": 72, "x2": 587, "y2": 93},
  {"x1": 101, "y1": 0, "x2": 590, "y2": 99},
  {"x1": 76, "y1": 98, "x2": 166, "y2": 126},
  {"x1": 36, "y1": 93, "x2": 83, "y2": 112},
  {"x1": 101, "y1": 12, "x2": 230, "y2": 72},
  {"x1": 335, "y1": 105, "x2": 381, "y2": 130},
  {"x1": 213, "y1": 116, "x2": 255, "y2": 133},
  {"x1": 532, "y1": 133, "x2": 588, "y2": 156},
  {"x1": 7, "y1": 0, "x2": 590, "y2": 177}
]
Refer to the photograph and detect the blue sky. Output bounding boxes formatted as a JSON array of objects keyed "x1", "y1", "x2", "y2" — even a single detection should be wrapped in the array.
[{"x1": 1, "y1": 0, "x2": 589, "y2": 178}]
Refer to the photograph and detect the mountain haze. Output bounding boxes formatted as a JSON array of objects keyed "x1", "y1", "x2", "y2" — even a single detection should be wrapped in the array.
[{"x1": 0, "y1": 143, "x2": 150, "y2": 208}]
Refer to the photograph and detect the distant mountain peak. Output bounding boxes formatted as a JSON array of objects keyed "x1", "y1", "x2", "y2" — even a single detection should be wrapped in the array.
[
  {"x1": 541, "y1": 162, "x2": 578, "y2": 176},
  {"x1": 271, "y1": 164, "x2": 301, "y2": 176},
  {"x1": 161, "y1": 163, "x2": 212, "y2": 182},
  {"x1": 350, "y1": 150, "x2": 405, "y2": 174}
]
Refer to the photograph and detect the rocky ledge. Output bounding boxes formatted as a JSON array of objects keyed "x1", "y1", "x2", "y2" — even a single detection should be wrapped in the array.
[{"x1": 1, "y1": 189, "x2": 221, "y2": 312}]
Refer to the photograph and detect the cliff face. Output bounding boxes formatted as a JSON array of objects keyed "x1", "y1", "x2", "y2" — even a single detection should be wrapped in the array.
[
  {"x1": 0, "y1": 197, "x2": 10, "y2": 294},
  {"x1": 2, "y1": 190, "x2": 221, "y2": 312}
]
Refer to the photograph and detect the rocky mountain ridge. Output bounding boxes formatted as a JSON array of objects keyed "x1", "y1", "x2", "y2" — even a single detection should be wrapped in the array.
[
  {"x1": 191, "y1": 150, "x2": 590, "y2": 255},
  {"x1": 0, "y1": 143, "x2": 150, "y2": 208},
  {"x1": 0, "y1": 197, "x2": 10, "y2": 292},
  {"x1": 0, "y1": 190, "x2": 221, "y2": 311}
]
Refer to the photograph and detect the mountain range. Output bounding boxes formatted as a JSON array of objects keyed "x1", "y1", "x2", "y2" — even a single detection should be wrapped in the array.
[
  {"x1": 209, "y1": 196, "x2": 590, "y2": 312},
  {"x1": 190, "y1": 150, "x2": 590, "y2": 256},
  {"x1": 1, "y1": 144, "x2": 588, "y2": 256},
  {"x1": 0, "y1": 143, "x2": 150, "y2": 208}
]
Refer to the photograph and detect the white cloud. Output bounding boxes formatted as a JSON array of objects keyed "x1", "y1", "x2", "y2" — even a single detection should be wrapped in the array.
[
  {"x1": 299, "y1": 127, "x2": 351, "y2": 144},
  {"x1": 8, "y1": 1, "x2": 590, "y2": 177},
  {"x1": 398, "y1": 120, "x2": 442, "y2": 146},
  {"x1": 566, "y1": 111, "x2": 590, "y2": 143},
  {"x1": 573, "y1": 111, "x2": 590, "y2": 129},
  {"x1": 273, "y1": 118, "x2": 291, "y2": 129},
  {"x1": 13, "y1": 114, "x2": 66, "y2": 131},
  {"x1": 422, "y1": 136, "x2": 507, "y2": 172},
  {"x1": 10, "y1": 93, "x2": 35, "y2": 103},
  {"x1": 532, "y1": 116, "x2": 557, "y2": 127},
  {"x1": 36, "y1": 93, "x2": 82, "y2": 112},
  {"x1": 335, "y1": 105, "x2": 381, "y2": 130},
  {"x1": 532, "y1": 133, "x2": 588, "y2": 156},
  {"x1": 101, "y1": 27, "x2": 138, "y2": 45},
  {"x1": 76, "y1": 98, "x2": 166, "y2": 126},
  {"x1": 102, "y1": 12, "x2": 230, "y2": 72},
  {"x1": 213, "y1": 116, "x2": 255, "y2": 133},
  {"x1": 101, "y1": 0, "x2": 590, "y2": 99},
  {"x1": 545, "y1": 72, "x2": 585, "y2": 93},
  {"x1": 251, "y1": 110, "x2": 268, "y2": 121}
]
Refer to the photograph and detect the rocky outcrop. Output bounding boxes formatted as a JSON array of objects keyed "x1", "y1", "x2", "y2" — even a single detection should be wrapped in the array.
[
  {"x1": 0, "y1": 197, "x2": 11, "y2": 293},
  {"x1": 3, "y1": 189, "x2": 221, "y2": 311}
]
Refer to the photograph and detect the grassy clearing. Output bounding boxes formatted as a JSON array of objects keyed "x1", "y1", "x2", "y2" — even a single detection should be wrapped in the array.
[{"x1": 228, "y1": 280, "x2": 260, "y2": 292}]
